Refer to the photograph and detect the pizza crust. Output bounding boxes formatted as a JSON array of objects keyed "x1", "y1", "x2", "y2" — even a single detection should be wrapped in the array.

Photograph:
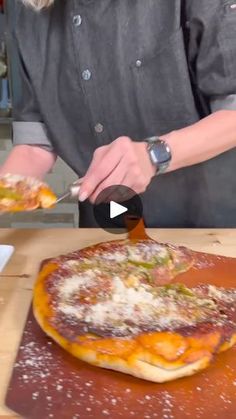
[
  {"x1": 34, "y1": 300, "x2": 236, "y2": 382},
  {"x1": 33, "y1": 279, "x2": 236, "y2": 383}
]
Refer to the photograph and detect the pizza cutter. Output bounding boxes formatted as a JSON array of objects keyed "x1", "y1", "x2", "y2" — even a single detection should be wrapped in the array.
[{"x1": 55, "y1": 179, "x2": 83, "y2": 204}]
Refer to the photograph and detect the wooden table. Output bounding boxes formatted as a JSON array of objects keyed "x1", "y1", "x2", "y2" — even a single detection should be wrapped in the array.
[{"x1": 0, "y1": 228, "x2": 236, "y2": 417}]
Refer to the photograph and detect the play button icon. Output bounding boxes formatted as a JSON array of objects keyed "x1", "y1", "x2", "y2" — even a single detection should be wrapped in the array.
[
  {"x1": 110, "y1": 201, "x2": 128, "y2": 219},
  {"x1": 93, "y1": 185, "x2": 143, "y2": 234}
]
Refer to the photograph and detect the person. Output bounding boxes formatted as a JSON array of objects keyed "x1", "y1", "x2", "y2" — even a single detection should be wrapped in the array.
[{"x1": 1, "y1": 0, "x2": 236, "y2": 227}]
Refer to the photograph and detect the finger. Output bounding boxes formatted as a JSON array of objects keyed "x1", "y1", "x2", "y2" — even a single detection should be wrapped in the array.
[
  {"x1": 89, "y1": 158, "x2": 128, "y2": 203},
  {"x1": 79, "y1": 143, "x2": 123, "y2": 201},
  {"x1": 120, "y1": 171, "x2": 147, "y2": 195},
  {"x1": 104, "y1": 188, "x2": 130, "y2": 204},
  {"x1": 97, "y1": 176, "x2": 137, "y2": 208},
  {"x1": 91, "y1": 156, "x2": 148, "y2": 204},
  {"x1": 78, "y1": 146, "x2": 108, "y2": 201},
  {"x1": 104, "y1": 178, "x2": 136, "y2": 203}
]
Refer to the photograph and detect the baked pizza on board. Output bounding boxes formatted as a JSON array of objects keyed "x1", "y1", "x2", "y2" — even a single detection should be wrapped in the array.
[
  {"x1": 33, "y1": 222, "x2": 236, "y2": 383},
  {"x1": 0, "y1": 174, "x2": 56, "y2": 212}
]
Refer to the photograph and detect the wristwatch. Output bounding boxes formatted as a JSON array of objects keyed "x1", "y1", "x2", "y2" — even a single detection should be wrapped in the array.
[{"x1": 145, "y1": 136, "x2": 172, "y2": 175}]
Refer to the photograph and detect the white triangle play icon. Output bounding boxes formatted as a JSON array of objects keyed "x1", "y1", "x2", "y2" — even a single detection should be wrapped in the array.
[{"x1": 110, "y1": 201, "x2": 128, "y2": 219}]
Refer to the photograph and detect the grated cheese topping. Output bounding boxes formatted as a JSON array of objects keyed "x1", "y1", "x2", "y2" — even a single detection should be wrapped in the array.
[
  {"x1": 99, "y1": 252, "x2": 127, "y2": 262},
  {"x1": 59, "y1": 270, "x2": 100, "y2": 298},
  {"x1": 127, "y1": 243, "x2": 169, "y2": 262},
  {"x1": 51, "y1": 243, "x2": 236, "y2": 337},
  {"x1": 207, "y1": 285, "x2": 236, "y2": 302},
  {"x1": 56, "y1": 269, "x2": 235, "y2": 335}
]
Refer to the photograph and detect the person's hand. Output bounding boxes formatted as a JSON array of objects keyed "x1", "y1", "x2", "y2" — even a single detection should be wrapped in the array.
[{"x1": 79, "y1": 137, "x2": 156, "y2": 203}]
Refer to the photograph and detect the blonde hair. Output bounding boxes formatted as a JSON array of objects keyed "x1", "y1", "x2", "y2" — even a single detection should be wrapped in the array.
[{"x1": 22, "y1": 0, "x2": 55, "y2": 10}]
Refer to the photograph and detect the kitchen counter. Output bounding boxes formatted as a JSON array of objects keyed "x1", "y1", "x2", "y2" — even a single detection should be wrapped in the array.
[{"x1": 0, "y1": 228, "x2": 236, "y2": 417}]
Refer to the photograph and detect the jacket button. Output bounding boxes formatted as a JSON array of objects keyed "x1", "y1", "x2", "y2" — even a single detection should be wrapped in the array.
[
  {"x1": 94, "y1": 123, "x2": 104, "y2": 133},
  {"x1": 136, "y1": 59, "x2": 142, "y2": 68},
  {"x1": 82, "y1": 69, "x2": 92, "y2": 80},
  {"x1": 73, "y1": 15, "x2": 82, "y2": 26}
]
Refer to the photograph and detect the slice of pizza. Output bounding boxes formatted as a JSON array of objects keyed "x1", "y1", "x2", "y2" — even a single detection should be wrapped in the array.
[
  {"x1": 0, "y1": 174, "x2": 57, "y2": 212},
  {"x1": 33, "y1": 238, "x2": 236, "y2": 383}
]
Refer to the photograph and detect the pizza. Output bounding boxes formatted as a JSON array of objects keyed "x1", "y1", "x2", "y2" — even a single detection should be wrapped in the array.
[
  {"x1": 0, "y1": 174, "x2": 57, "y2": 212},
  {"x1": 33, "y1": 238, "x2": 236, "y2": 383}
]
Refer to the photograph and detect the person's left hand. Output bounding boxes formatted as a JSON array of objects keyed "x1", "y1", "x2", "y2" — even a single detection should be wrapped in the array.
[{"x1": 79, "y1": 136, "x2": 156, "y2": 203}]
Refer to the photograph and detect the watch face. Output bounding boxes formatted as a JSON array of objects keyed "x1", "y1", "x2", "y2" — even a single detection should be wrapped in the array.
[{"x1": 149, "y1": 140, "x2": 172, "y2": 166}]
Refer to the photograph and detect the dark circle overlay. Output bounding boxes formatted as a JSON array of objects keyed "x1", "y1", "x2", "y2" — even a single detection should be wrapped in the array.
[{"x1": 93, "y1": 185, "x2": 143, "y2": 234}]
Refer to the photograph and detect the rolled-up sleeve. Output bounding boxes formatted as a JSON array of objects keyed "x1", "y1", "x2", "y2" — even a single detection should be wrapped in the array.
[
  {"x1": 12, "y1": 41, "x2": 53, "y2": 152},
  {"x1": 13, "y1": 121, "x2": 52, "y2": 149},
  {"x1": 186, "y1": 0, "x2": 236, "y2": 113},
  {"x1": 210, "y1": 94, "x2": 236, "y2": 112}
]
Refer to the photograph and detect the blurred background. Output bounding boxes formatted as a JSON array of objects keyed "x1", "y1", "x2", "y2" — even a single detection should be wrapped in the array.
[{"x1": 0, "y1": 0, "x2": 78, "y2": 227}]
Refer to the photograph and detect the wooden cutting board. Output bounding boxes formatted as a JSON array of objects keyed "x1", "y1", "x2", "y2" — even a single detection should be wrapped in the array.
[{"x1": 5, "y1": 224, "x2": 236, "y2": 418}]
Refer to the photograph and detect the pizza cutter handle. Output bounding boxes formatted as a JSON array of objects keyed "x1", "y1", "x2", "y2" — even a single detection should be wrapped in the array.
[{"x1": 126, "y1": 216, "x2": 151, "y2": 240}]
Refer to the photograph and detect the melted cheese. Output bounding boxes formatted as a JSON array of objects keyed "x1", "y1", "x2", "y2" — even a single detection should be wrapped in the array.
[{"x1": 1, "y1": 173, "x2": 42, "y2": 191}]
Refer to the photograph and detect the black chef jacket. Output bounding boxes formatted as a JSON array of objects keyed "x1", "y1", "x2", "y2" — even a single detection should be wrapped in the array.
[{"x1": 11, "y1": 0, "x2": 236, "y2": 227}]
